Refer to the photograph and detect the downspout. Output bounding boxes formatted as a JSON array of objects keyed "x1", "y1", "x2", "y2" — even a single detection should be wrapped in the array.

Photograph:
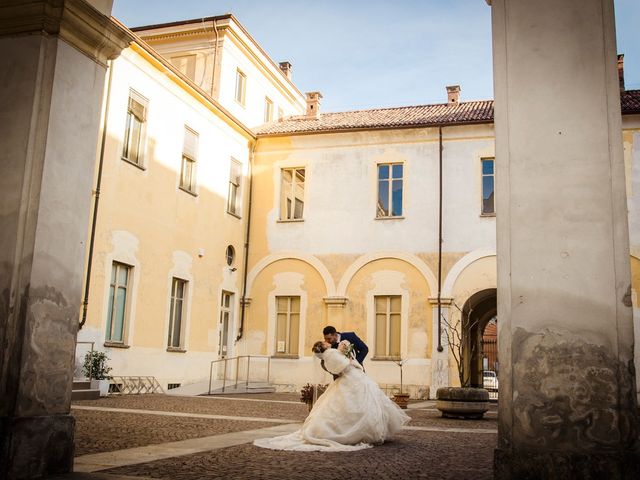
[
  {"x1": 79, "y1": 59, "x2": 114, "y2": 330},
  {"x1": 237, "y1": 140, "x2": 256, "y2": 342},
  {"x1": 437, "y1": 126, "x2": 444, "y2": 352},
  {"x1": 210, "y1": 19, "x2": 219, "y2": 98}
]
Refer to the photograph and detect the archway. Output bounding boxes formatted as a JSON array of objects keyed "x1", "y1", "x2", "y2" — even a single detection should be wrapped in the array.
[{"x1": 461, "y1": 288, "x2": 496, "y2": 388}]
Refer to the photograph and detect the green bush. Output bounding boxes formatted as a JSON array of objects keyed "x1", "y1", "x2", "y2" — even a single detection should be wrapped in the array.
[{"x1": 82, "y1": 351, "x2": 112, "y2": 380}]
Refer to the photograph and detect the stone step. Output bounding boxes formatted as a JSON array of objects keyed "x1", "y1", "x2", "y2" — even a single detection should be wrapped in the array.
[
  {"x1": 73, "y1": 380, "x2": 91, "y2": 390},
  {"x1": 71, "y1": 388, "x2": 100, "y2": 401},
  {"x1": 207, "y1": 382, "x2": 276, "y2": 395}
]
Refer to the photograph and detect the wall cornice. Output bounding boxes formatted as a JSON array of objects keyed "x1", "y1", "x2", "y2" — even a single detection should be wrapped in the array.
[{"x1": 0, "y1": 0, "x2": 133, "y2": 66}]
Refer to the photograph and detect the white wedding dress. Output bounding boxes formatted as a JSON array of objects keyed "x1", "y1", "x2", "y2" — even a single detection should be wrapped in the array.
[{"x1": 253, "y1": 348, "x2": 410, "y2": 452}]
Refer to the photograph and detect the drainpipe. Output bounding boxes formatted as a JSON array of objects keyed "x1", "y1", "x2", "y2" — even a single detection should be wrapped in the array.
[
  {"x1": 79, "y1": 60, "x2": 114, "y2": 330},
  {"x1": 237, "y1": 140, "x2": 256, "y2": 342},
  {"x1": 437, "y1": 126, "x2": 444, "y2": 352}
]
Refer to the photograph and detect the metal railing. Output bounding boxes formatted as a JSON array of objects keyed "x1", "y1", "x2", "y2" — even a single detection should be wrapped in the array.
[
  {"x1": 208, "y1": 355, "x2": 271, "y2": 394},
  {"x1": 75, "y1": 341, "x2": 95, "y2": 380}
]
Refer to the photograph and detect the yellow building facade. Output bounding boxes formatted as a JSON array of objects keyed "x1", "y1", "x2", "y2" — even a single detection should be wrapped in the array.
[{"x1": 77, "y1": 15, "x2": 640, "y2": 399}]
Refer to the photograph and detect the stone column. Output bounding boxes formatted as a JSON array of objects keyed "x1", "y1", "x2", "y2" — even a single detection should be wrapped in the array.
[
  {"x1": 429, "y1": 297, "x2": 451, "y2": 398},
  {"x1": 0, "y1": 1, "x2": 131, "y2": 478},
  {"x1": 489, "y1": 0, "x2": 640, "y2": 477}
]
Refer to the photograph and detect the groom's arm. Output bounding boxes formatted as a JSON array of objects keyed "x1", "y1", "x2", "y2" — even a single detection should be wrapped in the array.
[{"x1": 349, "y1": 333, "x2": 369, "y2": 364}]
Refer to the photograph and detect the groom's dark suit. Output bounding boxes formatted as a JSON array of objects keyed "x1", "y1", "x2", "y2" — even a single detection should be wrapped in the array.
[{"x1": 321, "y1": 331, "x2": 369, "y2": 379}]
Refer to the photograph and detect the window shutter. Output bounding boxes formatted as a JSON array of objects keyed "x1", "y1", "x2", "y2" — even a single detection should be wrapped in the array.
[{"x1": 183, "y1": 127, "x2": 199, "y2": 159}]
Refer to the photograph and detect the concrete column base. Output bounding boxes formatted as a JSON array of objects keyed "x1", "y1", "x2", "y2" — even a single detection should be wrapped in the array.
[
  {"x1": 1, "y1": 414, "x2": 75, "y2": 480},
  {"x1": 494, "y1": 448, "x2": 640, "y2": 480}
]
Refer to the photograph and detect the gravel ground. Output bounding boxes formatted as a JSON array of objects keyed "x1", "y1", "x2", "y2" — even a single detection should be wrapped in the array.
[
  {"x1": 73, "y1": 394, "x2": 308, "y2": 422},
  {"x1": 72, "y1": 409, "x2": 275, "y2": 456},
  {"x1": 102, "y1": 429, "x2": 497, "y2": 480}
]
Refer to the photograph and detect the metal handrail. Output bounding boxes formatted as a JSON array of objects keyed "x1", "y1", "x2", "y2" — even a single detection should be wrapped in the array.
[{"x1": 208, "y1": 355, "x2": 271, "y2": 394}]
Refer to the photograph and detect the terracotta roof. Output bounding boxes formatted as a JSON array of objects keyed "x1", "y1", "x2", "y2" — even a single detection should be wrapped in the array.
[{"x1": 257, "y1": 90, "x2": 640, "y2": 136}]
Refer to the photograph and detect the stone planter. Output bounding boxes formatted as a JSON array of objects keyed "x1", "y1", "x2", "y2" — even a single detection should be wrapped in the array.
[
  {"x1": 91, "y1": 379, "x2": 110, "y2": 397},
  {"x1": 393, "y1": 393, "x2": 410, "y2": 409},
  {"x1": 436, "y1": 387, "x2": 489, "y2": 419}
]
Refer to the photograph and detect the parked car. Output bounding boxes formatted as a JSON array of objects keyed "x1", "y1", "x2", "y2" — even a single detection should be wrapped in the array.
[{"x1": 483, "y1": 370, "x2": 498, "y2": 390}]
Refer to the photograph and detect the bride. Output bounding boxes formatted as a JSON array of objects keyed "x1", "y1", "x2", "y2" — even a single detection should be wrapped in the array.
[{"x1": 253, "y1": 339, "x2": 410, "y2": 451}]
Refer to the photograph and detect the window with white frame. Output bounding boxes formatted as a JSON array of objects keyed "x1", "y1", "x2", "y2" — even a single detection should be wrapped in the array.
[
  {"x1": 122, "y1": 90, "x2": 147, "y2": 165},
  {"x1": 277, "y1": 106, "x2": 284, "y2": 121},
  {"x1": 280, "y1": 168, "x2": 305, "y2": 220},
  {"x1": 218, "y1": 291, "x2": 233, "y2": 357},
  {"x1": 481, "y1": 158, "x2": 495, "y2": 215},
  {"x1": 180, "y1": 127, "x2": 198, "y2": 193},
  {"x1": 227, "y1": 158, "x2": 242, "y2": 216},
  {"x1": 374, "y1": 295, "x2": 401, "y2": 359},
  {"x1": 264, "y1": 97, "x2": 274, "y2": 123},
  {"x1": 106, "y1": 262, "x2": 131, "y2": 344},
  {"x1": 168, "y1": 278, "x2": 187, "y2": 349},
  {"x1": 235, "y1": 69, "x2": 246, "y2": 105},
  {"x1": 275, "y1": 296, "x2": 300, "y2": 356},
  {"x1": 377, "y1": 163, "x2": 403, "y2": 217}
]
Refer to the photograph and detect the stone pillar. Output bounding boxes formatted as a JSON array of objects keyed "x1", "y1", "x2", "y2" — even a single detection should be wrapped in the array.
[
  {"x1": 489, "y1": 0, "x2": 640, "y2": 477},
  {"x1": 429, "y1": 297, "x2": 451, "y2": 398},
  {"x1": 0, "y1": 1, "x2": 131, "y2": 478}
]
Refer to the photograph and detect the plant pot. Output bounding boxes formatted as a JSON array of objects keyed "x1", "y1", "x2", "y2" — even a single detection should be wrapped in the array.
[
  {"x1": 436, "y1": 387, "x2": 489, "y2": 419},
  {"x1": 91, "y1": 379, "x2": 110, "y2": 397},
  {"x1": 393, "y1": 393, "x2": 410, "y2": 409}
]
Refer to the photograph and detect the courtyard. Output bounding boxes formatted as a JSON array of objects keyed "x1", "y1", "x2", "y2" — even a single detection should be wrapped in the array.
[{"x1": 49, "y1": 393, "x2": 497, "y2": 480}]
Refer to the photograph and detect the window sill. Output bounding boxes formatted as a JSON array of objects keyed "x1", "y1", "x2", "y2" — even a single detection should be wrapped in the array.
[
  {"x1": 271, "y1": 354, "x2": 300, "y2": 359},
  {"x1": 166, "y1": 347, "x2": 187, "y2": 353},
  {"x1": 375, "y1": 216, "x2": 404, "y2": 221},
  {"x1": 371, "y1": 356, "x2": 402, "y2": 362},
  {"x1": 226, "y1": 210, "x2": 242, "y2": 219},
  {"x1": 277, "y1": 219, "x2": 304, "y2": 223},
  {"x1": 104, "y1": 342, "x2": 130, "y2": 349},
  {"x1": 121, "y1": 157, "x2": 146, "y2": 170},
  {"x1": 480, "y1": 213, "x2": 496, "y2": 218},
  {"x1": 179, "y1": 186, "x2": 198, "y2": 197}
]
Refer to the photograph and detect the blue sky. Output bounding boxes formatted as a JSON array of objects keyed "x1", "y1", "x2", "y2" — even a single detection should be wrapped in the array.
[{"x1": 113, "y1": 0, "x2": 640, "y2": 113}]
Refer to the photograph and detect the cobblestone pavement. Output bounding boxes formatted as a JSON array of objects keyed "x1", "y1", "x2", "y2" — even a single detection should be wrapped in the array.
[{"x1": 66, "y1": 394, "x2": 497, "y2": 480}]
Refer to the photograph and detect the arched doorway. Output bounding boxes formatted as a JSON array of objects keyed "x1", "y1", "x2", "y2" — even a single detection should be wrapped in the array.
[{"x1": 461, "y1": 288, "x2": 497, "y2": 388}]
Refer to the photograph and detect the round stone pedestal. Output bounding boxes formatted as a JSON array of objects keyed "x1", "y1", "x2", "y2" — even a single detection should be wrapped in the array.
[{"x1": 436, "y1": 387, "x2": 490, "y2": 419}]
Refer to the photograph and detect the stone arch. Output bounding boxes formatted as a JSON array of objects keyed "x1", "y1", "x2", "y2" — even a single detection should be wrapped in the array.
[
  {"x1": 246, "y1": 252, "x2": 336, "y2": 297},
  {"x1": 442, "y1": 247, "x2": 496, "y2": 298},
  {"x1": 336, "y1": 252, "x2": 437, "y2": 297}
]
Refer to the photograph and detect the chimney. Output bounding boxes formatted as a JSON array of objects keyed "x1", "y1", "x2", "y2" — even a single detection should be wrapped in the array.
[
  {"x1": 279, "y1": 61, "x2": 292, "y2": 79},
  {"x1": 617, "y1": 54, "x2": 625, "y2": 91},
  {"x1": 446, "y1": 85, "x2": 461, "y2": 104},
  {"x1": 306, "y1": 92, "x2": 322, "y2": 119}
]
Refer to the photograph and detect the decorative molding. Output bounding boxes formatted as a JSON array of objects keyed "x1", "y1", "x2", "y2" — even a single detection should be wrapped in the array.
[
  {"x1": 428, "y1": 297, "x2": 453, "y2": 306},
  {"x1": 323, "y1": 296, "x2": 348, "y2": 307},
  {"x1": 0, "y1": 0, "x2": 133, "y2": 67},
  {"x1": 240, "y1": 297, "x2": 252, "y2": 306}
]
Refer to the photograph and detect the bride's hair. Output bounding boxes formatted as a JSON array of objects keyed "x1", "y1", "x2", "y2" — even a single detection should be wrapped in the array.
[{"x1": 311, "y1": 341, "x2": 327, "y2": 354}]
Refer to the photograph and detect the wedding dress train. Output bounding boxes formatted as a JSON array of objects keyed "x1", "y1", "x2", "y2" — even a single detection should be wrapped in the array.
[{"x1": 253, "y1": 348, "x2": 410, "y2": 452}]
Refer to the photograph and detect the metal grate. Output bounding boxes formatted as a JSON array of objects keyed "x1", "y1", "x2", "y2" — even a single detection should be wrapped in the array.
[{"x1": 109, "y1": 376, "x2": 165, "y2": 395}]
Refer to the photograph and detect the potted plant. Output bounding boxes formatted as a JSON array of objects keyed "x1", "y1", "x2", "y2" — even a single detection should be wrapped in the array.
[
  {"x1": 392, "y1": 360, "x2": 410, "y2": 409},
  {"x1": 300, "y1": 383, "x2": 328, "y2": 412},
  {"x1": 436, "y1": 303, "x2": 489, "y2": 419},
  {"x1": 82, "y1": 351, "x2": 112, "y2": 397}
]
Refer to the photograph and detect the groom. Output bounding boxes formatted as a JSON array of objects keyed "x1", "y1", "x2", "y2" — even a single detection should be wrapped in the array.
[{"x1": 321, "y1": 326, "x2": 369, "y2": 378}]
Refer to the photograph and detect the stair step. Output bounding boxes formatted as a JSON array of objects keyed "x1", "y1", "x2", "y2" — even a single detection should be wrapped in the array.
[
  {"x1": 73, "y1": 381, "x2": 91, "y2": 390},
  {"x1": 71, "y1": 389, "x2": 100, "y2": 401}
]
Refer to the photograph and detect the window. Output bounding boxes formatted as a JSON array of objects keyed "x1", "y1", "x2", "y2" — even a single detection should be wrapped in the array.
[
  {"x1": 280, "y1": 168, "x2": 305, "y2": 220},
  {"x1": 227, "y1": 159, "x2": 242, "y2": 216},
  {"x1": 106, "y1": 262, "x2": 131, "y2": 343},
  {"x1": 374, "y1": 295, "x2": 401, "y2": 359},
  {"x1": 277, "y1": 107, "x2": 284, "y2": 120},
  {"x1": 275, "y1": 296, "x2": 300, "y2": 356},
  {"x1": 481, "y1": 158, "x2": 495, "y2": 215},
  {"x1": 225, "y1": 245, "x2": 235, "y2": 266},
  {"x1": 377, "y1": 163, "x2": 403, "y2": 217},
  {"x1": 171, "y1": 54, "x2": 196, "y2": 80},
  {"x1": 264, "y1": 97, "x2": 274, "y2": 123},
  {"x1": 122, "y1": 90, "x2": 147, "y2": 165},
  {"x1": 168, "y1": 278, "x2": 187, "y2": 349},
  {"x1": 235, "y1": 69, "x2": 246, "y2": 105},
  {"x1": 219, "y1": 291, "x2": 233, "y2": 357},
  {"x1": 180, "y1": 127, "x2": 198, "y2": 193}
]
